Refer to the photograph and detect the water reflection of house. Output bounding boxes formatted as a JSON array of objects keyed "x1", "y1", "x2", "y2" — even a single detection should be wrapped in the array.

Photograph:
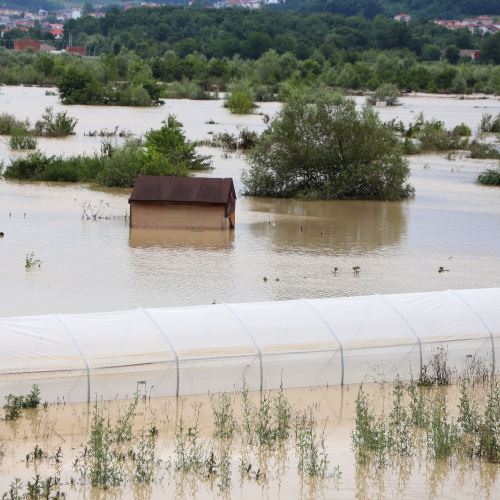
[{"x1": 129, "y1": 175, "x2": 236, "y2": 230}]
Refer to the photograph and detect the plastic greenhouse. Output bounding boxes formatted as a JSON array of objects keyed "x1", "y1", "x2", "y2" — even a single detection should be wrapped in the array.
[{"x1": 0, "y1": 288, "x2": 499, "y2": 403}]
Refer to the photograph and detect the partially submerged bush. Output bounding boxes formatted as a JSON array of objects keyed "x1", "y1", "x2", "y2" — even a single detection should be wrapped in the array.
[
  {"x1": 9, "y1": 133, "x2": 38, "y2": 150},
  {"x1": 478, "y1": 166, "x2": 500, "y2": 186},
  {"x1": 469, "y1": 141, "x2": 500, "y2": 160},
  {"x1": 243, "y1": 88, "x2": 413, "y2": 200},
  {"x1": 367, "y1": 83, "x2": 400, "y2": 106},
  {"x1": 225, "y1": 85, "x2": 255, "y2": 114},
  {"x1": 452, "y1": 122, "x2": 472, "y2": 137},
  {"x1": 0, "y1": 113, "x2": 30, "y2": 135},
  {"x1": 3, "y1": 385, "x2": 41, "y2": 421},
  {"x1": 3, "y1": 115, "x2": 212, "y2": 188},
  {"x1": 34, "y1": 107, "x2": 77, "y2": 137},
  {"x1": 479, "y1": 113, "x2": 500, "y2": 133}
]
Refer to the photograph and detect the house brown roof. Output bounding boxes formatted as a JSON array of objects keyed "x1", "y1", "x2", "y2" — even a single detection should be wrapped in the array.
[{"x1": 129, "y1": 175, "x2": 236, "y2": 216}]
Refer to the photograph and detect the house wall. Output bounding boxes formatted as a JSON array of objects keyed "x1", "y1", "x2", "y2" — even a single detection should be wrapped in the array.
[{"x1": 130, "y1": 202, "x2": 234, "y2": 230}]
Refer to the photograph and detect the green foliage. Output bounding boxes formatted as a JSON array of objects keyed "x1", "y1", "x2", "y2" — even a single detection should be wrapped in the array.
[
  {"x1": 367, "y1": 83, "x2": 400, "y2": 106},
  {"x1": 3, "y1": 385, "x2": 41, "y2": 421},
  {"x1": 295, "y1": 407, "x2": 329, "y2": 478},
  {"x1": 478, "y1": 167, "x2": 500, "y2": 186},
  {"x1": 0, "y1": 113, "x2": 29, "y2": 136},
  {"x1": 479, "y1": 382, "x2": 500, "y2": 463},
  {"x1": 243, "y1": 88, "x2": 413, "y2": 201},
  {"x1": 479, "y1": 113, "x2": 500, "y2": 133},
  {"x1": 427, "y1": 394, "x2": 459, "y2": 459},
  {"x1": 3, "y1": 117, "x2": 211, "y2": 188},
  {"x1": 469, "y1": 142, "x2": 500, "y2": 160},
  {"x1": 144, "y1": 115, "x2": 211, "y2": 172},
  {"x1": 352, "y1": 386, "x2": 387, "y2": 464},
  {"x1": 9, "y1": 133, "x2": 38, "y2": 151},
  {"x1": 25, "y1": 252, "x2": 42, "y2": 270},
  {"x1": 452, "y1": 123, "x2": 472, "y2": 137},
  {"x1": 225, "y1": 85, "x2": 255, "y2": 114},
  {"x1": 76, "y1": 404, "x2": 124, "y2": 487},
  {"x1": 34, "y1": 107, "x2": 77, "y2": 137},
  {"x1": 211, "y1": 392, "x2": 236, "y2": 440}
]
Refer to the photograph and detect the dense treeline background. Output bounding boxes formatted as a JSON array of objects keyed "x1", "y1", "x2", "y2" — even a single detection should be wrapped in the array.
[
  {"x1": 65, "y1": 6, "x2": 489, "y2": 60},
  {"x1": 1, "y1": 6, "x2": 500, "y2": 101},
  {"x1": 274, "y1": 1, "x2": 500, "y2": 19}
]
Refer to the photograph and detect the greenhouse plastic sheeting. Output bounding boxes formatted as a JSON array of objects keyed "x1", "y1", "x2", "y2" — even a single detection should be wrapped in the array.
[{"x1": 0, "y1": 288, "x2": 498, "y2": 403}]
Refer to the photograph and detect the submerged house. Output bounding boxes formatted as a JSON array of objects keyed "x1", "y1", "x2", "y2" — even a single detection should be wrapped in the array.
[{"x1": 129, "y1": 175, "x2": 236, "y2": 230}]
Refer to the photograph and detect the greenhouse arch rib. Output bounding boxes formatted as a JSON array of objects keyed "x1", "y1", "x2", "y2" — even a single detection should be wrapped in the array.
[
  {"x1": 140, "y1": 307, "x2": 180, "y2": 397},
  {"x1": 223, "y1": 303, "x2": 264, "y2": 392},
  {"x1": 55, "y1": 314, "x2": 91, "y2": 404}
]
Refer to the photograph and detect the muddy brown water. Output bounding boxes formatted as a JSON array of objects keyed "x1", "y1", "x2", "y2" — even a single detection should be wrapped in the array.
[
  {"x1": 0, "y1": 88, "x2": 500, "y2": 496},
  {"x1": 1, "y1": 88, "x2": 500, "y2": 316}
]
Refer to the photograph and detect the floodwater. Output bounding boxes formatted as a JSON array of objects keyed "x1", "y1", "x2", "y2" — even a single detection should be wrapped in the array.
[
  {"x1": 0, "y1": 382, "x2": 498, "y2": 499},
  {"x1": 1, "y1": 87, "x2": 500, "y2": 316}
]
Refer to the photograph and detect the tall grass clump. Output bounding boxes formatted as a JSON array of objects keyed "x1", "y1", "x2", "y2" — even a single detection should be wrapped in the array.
[
  {"x1": 469, "y1": 141, "x2": 500, "y2": 160},
  {"x1": 211, "y1": 392, "x2": 236, "y2": 440},
  {"x1": 479, "y1": 113, "x2": 500, "y2": 133},
  {"x1": 295, "y1": 406, "x2": 329, "y2": 478},
  {"x1": 9, "y1": 133, "x2": 38, "y2": 150},
  {"x1": 478, "y1": 166, "x2": 500, "y2": 186},
  {"x1": 352, "y1": 386, "x2": 387, "y2": 464},
  {"x1": 75, "y1": 404, "x2": 124, "y2": 487},
  {"x1": 426, "y1": 394, "x2": 459, "y2": 459},
  {"x1": 0, "y1": 113, "x2": 29, "y2": 135},
  {"x1": 478, "y1": 382, "x2": 500, "y2": 463}
]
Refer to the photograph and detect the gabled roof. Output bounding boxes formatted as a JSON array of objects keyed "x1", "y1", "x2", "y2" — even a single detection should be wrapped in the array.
[{"x1": 129, "y1": 175, "x2": 236, "y2": 215}]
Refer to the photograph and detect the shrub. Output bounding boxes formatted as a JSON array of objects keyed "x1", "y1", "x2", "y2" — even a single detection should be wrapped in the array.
[
  {"x1": 478, "y1": 166, "x2": 500, "y2": 186},
  {"x1": 0, "y1": 113, "x2": 30, "y2": 135},
  {"x1": 469, "y1": 141, "x2": 500, "y2": 160},
  {"x1": 34, "y1": 107, "x2": 77, "y2": 137},
  {"x1": 9, "y1": 133, "x2": 38, "y2": 150},
  {"x1": 479, "y1": 113, "x2": 500, "y2": 133},
  {"x1": 452, "y1": 123, "x2": 472, "y2": 137},
  {"x1": 243, "y1": 88, "x2": 413, "y2": 200},
  {"x1": 367, "y1": 83, "x2": 400, "y2": 106},
  {"x1": 416, "y1": 119, "x2": 464, "y2": 151},
  {"x1": 225, "y1": 85, "x2": 255, "y2": 114},
  {"x1": 3, "y1": 385, "x2": 41, "y2": 420}
]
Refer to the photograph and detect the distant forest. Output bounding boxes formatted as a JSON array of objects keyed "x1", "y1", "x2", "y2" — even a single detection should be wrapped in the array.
[
  {"x1": 64, "y1": 6, "x2": 488, "y2": 60},
  {"x1": 2, "y1": 0, "x2": 500, "y2": 19},
  {"x1": 272, "y1": 1, "x2": 500, "y2": 19}
]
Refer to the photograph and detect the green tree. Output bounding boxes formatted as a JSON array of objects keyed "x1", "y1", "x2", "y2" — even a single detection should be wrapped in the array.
[
  {"x1": 144, "y1": 115, "x2": 211, "y2": 171},
  {"x1": 242, "y1": 88, "x2": 413, "y2": 200},
  {"x1": 444, "y1": 45, "x2": 460, "y2": 64}
]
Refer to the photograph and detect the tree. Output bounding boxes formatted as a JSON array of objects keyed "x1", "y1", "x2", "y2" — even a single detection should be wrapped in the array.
[
  {"x1": 444, "y1": 45, "x2": 460, "y2": 64},
  {"x1": 144, "y1": 115, "x2": 211, "y2": 171},
  {"x1": 242, "y1": 88, "x2": 413, "y2": 200},
  {"x1": 482, "y1": 32, "x2": 500, "y2": 64}
]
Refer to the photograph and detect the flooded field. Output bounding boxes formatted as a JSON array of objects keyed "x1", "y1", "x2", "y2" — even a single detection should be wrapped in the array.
[
  {"x1": 1, "y1": 87, "x2": 500, "y2": 316},
  {"x1": 0, "y1": 380, "x2": 498, "y2": 499},
  {"x1": 1, "y1": 87, "x2": 500, "y2": 498}
]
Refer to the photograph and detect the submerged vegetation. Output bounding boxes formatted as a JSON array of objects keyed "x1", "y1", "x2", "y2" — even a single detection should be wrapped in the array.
[
  {"x1": 1, "y1": 116, "x2": 211, "y2": 188},
  {"x1": 478, "y1": 167, "x2": 500, "y2": 186},
  {"x1": 243, "y1": 88, "x2": 414, "y2": 201},
  {"x1": 0, "y1": 108, "x2": 77, "y2": 138}
]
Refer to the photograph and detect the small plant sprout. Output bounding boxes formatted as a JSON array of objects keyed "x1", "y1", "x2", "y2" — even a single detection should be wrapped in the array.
[{"x1": 25, "y1": 251, "x2": 42, "y2": 270}]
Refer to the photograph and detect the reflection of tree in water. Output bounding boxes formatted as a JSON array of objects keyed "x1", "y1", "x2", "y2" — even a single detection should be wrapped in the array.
[{"x1": 247, "y1": 198, "x2": 407, "y2": 254}]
